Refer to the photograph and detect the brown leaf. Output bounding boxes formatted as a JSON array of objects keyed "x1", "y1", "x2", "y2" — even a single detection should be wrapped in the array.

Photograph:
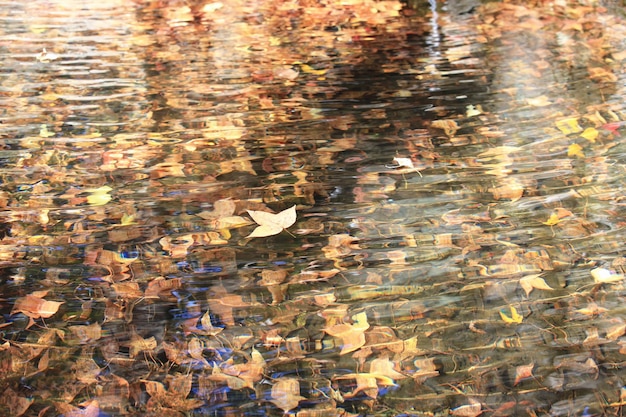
[
  {"x1": 111, "y1": 282, "x2": 143, "y2": 299},
  {"x1": 129, "y1": 333, "x2": 157, "y2": 358},
  {"x1": 145, "y1": 277, "x2": 182, "y2": 299},
  {"x1": 0, "y1": 387, "x2": 33, "y2": 417},
  {"x1": 69, "y1": 323, "x2": 102, "y2": 344},
  {"x1": 431, "y1": 119, "x2": 459, "y2": 137},
  {"x1": 259, "y1": 269, "x2": 288, "y2": 286},
  {"x1": 207, "y1": 366, "x2": 251, "y2": 390},
  {"x1": 11, "y1": 294, "x2": 63, "y2": 319}
]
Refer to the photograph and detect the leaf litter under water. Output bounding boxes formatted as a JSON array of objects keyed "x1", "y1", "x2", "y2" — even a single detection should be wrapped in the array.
[{"x1": 2, "y1": 0, "x2": 626, "y2": 416}]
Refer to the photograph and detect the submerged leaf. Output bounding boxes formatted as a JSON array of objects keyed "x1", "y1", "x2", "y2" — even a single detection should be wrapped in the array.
[
  {"x1": 519, "y1": 274, "x2": 553, "y2": 296},
  {"x1": 556, "y1": 117, "x2": 583, "y2": 135},
  {"x1": 271, "y1": 378, "x2": 304, "y2": 412},
  {"x1": 500, "y1": 306, "x2": 523, "y2": 324},
  {"x1": 581, "y1": 127, "x2": 599, "y2": 142},
  {"x1": 324, "y1": 311, "x2": 370, "y2": 355},
  {"x1": 542, "y1": 213, "x2": 560, "y2": 226},
  {"x1": 568, "y1": 143, "x2": 584, "y2": 158},
  {"x1": 11, "y1": 294, "x2": 63, "y2": 319},
  {"x1": 451, "y1": 398, "x2": 482, "y2": 417},
  {"x1": 514, "y1": 363, "x2": 535, "y2": 385},
  {"x1": 86, "y1": 186, "x2": 113, "y2": 206}
]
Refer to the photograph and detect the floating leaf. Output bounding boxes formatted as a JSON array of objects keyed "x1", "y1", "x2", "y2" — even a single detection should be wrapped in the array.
[
  {"x1": 431, "y1": 119, "x2": 459, "y2": 137},
  {"x1": 299, "y1": 63, "x2": 327, "y2": 76},
  {"x1": 69, "y1": 323, "x2": 102, "y2": 344},
  {"x1": 526, "y1": 95, "x2": 551, "y2": 107},
  {"x1": 519, "y1": 274, "x2": 553, "y2": 296},
  {"x1": 390, "y1": 157, "x2": 422, "y2": 176},
  {"x1": 334, "y1": 373, "x2": 397, "y2": 399},
  {"x1": 120, "y1": 213, "x2": 137, "y2": 225},
  {"x1": 500, "y1": 306, "x2": 523, "y2": 324},
  {"x1": 129, "y1": 333, "x2": 157, "y2": 358},
  {"x1": 246, "y1": 205, "x2": 296, "y2": 238}
]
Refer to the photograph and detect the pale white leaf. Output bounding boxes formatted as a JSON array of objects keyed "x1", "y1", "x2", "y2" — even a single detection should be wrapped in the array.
[
  {"x1": 246, "y1": 206, "x2": 296, "y2": 238},
  {"x1": 591, "y1": 267, "x2": 624, "y2": 284}
]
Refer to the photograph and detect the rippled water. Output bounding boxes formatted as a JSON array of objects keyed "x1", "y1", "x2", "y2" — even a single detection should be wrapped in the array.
[{"x1": 1, "y1": 0, "x2": 626, "y2": 416}]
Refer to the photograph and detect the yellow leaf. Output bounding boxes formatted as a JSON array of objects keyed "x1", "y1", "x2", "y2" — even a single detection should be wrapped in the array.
[
  {"x1": 542, "y1": 213, "x2": 560, "y2": 226},
  {"x1": 581, "y1": 127, "x2": 599, "y2": 142},
  {"x1": 246, "y1": 205, "x2": 296, "y2": 238},
  {"x1": 500, "y1": 306, "x2": 523, "y2": 324},
  {"x1": 567, "y1": 143, "x2": 584, "y2": 158},
  {"x1": 120, "y1": 214, "x2": 136, "y2": 225},
  {"x1": 299, "y1": 64, "x2": 327, "y2": 76},
  {"x1": 556, "y1": 117, "x2": 582, "y2": 135},
  {"x1": 87, "y1": 186, "x2": 112, "y2": 206}
]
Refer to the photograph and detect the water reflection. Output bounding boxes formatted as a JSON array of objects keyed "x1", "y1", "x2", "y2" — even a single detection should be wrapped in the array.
[{"x1": 1, "y1": 0, "x2": 626, "y2": 416}]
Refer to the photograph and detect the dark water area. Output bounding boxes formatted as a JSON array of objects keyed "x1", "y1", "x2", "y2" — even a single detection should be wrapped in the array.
[{"x1": 2, "y1": 0, "x2": 626, "y2": 416}]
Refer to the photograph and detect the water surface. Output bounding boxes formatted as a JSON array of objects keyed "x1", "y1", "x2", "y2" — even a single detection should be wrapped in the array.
[{"x1": 1, "y1": 0, "x2": 626, "y2": 416}]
